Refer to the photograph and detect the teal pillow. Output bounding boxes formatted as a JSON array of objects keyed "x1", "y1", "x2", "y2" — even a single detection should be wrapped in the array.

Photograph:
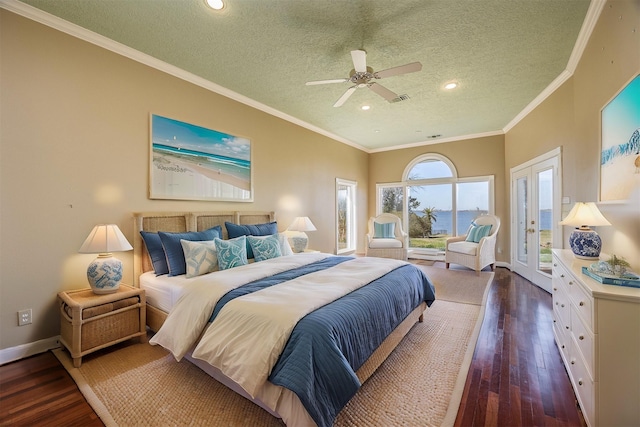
[
  {"x1": 214, "y1": 236, "x2": 248, "y2": 270},
  {"x1": 465, "y1": 224, "x2": 492, "y2": 243},
  {"x1": 180, "y1": 239, "x2": 218, "y2": 278},
  {"x1": 247, "y1": 235, "x2": 282, "y2": 262},
  {"x1": 373, "y1": 222, "x2": 395, "y2": 238}
]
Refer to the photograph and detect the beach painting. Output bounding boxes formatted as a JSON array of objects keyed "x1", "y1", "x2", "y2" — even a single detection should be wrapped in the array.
[
  {"x1": 150, "y1": 114, "x2": 252, "y2": 201},
  {"x1": 600, "y1": 74, "x2": 640, "y2": 202}
]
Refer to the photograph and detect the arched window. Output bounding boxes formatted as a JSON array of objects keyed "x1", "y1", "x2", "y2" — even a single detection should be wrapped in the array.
[{"x1": 377, "y1": 153, "x2": 493, "y2": 259}]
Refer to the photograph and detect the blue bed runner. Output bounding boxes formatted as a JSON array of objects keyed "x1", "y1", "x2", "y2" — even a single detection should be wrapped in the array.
[{"x1": 209, "y1": 257, "x2": 436, "y2": 427}]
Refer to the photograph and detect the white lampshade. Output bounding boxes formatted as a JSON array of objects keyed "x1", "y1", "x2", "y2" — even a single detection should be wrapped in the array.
[
  {"x1": 559, "y1": 202, "x2": 610, "y2": 260},
  {"x1": 559, "y1": 202, "x2": 611, "y2": 228},
  {"x1": 286, "y1": 217, "x2": 317, "y2": 253},
  {"x1": 287, "y1": 217, "x2": 317, "y2": 232},
  {"x1": 79, "y1": 224, "x2": 132, "y2": 294}
]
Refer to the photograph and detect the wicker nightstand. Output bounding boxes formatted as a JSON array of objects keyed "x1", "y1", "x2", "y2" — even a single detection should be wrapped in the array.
[{"x1": 58, "y1": 284, "x2": 146, "y2": 367}]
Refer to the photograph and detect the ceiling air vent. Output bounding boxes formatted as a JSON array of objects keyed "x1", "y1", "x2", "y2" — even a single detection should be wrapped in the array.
[{"x1": 389, "y1": 94, "x2": 410, "y2": 103}]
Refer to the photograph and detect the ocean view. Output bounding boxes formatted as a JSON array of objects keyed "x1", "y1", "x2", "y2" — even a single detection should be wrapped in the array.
[{"x1": 413, "y1": 209, "x2": 552, "y2": 235}]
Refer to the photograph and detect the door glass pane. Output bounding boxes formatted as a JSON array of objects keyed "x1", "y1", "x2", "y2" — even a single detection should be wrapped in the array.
[
  {"x1": 537, "y1": 169, "x2": 553, "y2": 273},
  {"x1": 516, "y1": 176, "x2": 528, "y2": 263},
  {"x1": 456, "y1": 181, "x2": 489, "y2": 236},
  {"x1": 337, "y1": 185, "x2": 348, "y2": 251},
  {"x1": 408, "y1": 184, "x2": 451, "y2": 252}
]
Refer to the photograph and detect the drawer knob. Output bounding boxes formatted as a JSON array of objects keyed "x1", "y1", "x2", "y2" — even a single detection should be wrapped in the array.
[
  {"x1": 579, "y1": 301, "x2": 585, "y2": 306},
  {"x1": 579, "y1": 334, "x2": 585, "y2": 340},
  {"x1": 566, "y1": 326, "x2": 569, "y2": 330},
  {"x1": 561, "y1": 304, "x2": 565, "y2": 308},
  {"x1": 553, "y1": 287, "x2": 558, "y2": 291},
  {"x1": 561, "y1": 274, "x2": 565, "y2": 278},
  {"x1": 578, "y1": 379, "x2": 583, "y2": 386},
  {"x1": 571, "y1": 359, "x2": 575, "y2": 365},
  {"x1": 569, "y1": 281, "x2": 573, "y2": 285},
  {"x1": 554, "y1": 263, "x2": 557, "y2": 267}
]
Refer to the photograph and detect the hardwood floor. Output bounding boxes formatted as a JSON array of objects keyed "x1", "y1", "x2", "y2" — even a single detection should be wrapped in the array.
[{"x1": 0, "y1": 267, "x2": 585, "y2": 426}]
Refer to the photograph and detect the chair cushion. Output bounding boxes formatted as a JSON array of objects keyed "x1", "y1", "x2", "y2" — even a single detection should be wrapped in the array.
[
  {"x1": 448, "y1": 241, "x2": 478, "y2": 255},
  {"x1": 373, "y1": 221, "x2": 396, "y2": 238},
  {"x1": 369, "y1": 238, "x2": 403, "y2": 249}
]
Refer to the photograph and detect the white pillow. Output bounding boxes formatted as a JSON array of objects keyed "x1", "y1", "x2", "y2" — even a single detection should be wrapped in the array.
[{"x1": 180, "y1": 239, "x2": 218, "y2": 278}]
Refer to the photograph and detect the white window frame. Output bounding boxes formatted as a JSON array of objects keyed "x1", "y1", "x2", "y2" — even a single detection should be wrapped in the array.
[
  {"x1": 376, "y1": 154, "x2": 494, "y2": 256},
  {"x1": 336, "y1": 178, "x2": 357, "y2": 254}
]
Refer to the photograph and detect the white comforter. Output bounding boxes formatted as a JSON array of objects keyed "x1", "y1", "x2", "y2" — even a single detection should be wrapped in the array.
[
  {"x1": 191, "y1": 256, "x2": 405, "y2": 398},
  {"x1": 149, "y1": 253, "x2": 330, "y2": 360}
]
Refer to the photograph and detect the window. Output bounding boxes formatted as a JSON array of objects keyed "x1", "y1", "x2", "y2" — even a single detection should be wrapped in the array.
[
  {"x1": 377, "y1": 154, "x2": 493, "y2": 257},
  {"x1": 336, "y1": 178, "x2": 357, "y2": 254}
]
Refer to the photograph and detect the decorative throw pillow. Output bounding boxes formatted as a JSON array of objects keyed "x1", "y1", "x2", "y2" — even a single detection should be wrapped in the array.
[
  {"x1": 247, "y1": 235, "x2": 282, "y2": 262},
  {"x1": 180, "y1": 239, "x2": 218, "y2": 278},
  {"x1": 276, "y1": 233, "x2": 294, "y2": 256},
  {"x1": 140, "y1": 231, "x2": 170, "y2": 276},
  {"x1": 158, "y1": 226, "x2": 221, "y2": 276},
  {"x1": 465, "y1": 224, "x2": 492, "y2": 243},
  {"x1": 215, "y1": 236, "x2": 248, "y2": 270},
  {"x1": 225, "y1": 221, "x2": 278, "y2": 258},
  {"x1": 373, "y1": 221, "x2": 395, "y2": 238}
]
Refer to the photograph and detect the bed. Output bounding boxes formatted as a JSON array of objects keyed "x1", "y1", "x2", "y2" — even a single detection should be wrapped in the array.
[{"x1": 133, "y1": 211, "x2": 436, "y2": 427}]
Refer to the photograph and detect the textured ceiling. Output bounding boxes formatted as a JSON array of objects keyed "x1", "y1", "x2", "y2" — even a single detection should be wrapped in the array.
[{"x1": 14, "y1": 0, "x2": 591, "y2": 152}]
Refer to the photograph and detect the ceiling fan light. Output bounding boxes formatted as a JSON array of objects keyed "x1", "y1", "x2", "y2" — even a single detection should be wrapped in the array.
[
  {"x1": 206, "y1": 0, "x2": 225, "y2": 10},
  {"x1": 361, "y1": 105, "x2": 371, "y2": 111},
  {"x1": 444, "y1": 81, "x2": 458, "y2": 90}
]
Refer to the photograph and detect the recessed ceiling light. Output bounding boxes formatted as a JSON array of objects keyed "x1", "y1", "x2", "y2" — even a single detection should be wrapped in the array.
[
  {"x1": 361, "y1": 105, "x2": 371, "y2": 111},
  {"x1": 206, "y1": 0, "x2": 225, "y2": 10},
  {"x1": 444, "y1": 81, "x2": 458, "y2": 90}
]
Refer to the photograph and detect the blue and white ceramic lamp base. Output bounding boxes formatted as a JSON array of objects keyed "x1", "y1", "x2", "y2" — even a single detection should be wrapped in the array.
[
  {"x1": 86, "y1": 254, "x2": 123, "y2": 294},
  {"x1": 569, "y1": 229, "x2": 603, "y2": 260}
]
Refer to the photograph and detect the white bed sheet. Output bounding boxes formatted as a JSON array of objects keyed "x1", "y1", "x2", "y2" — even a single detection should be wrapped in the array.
[{"x1": 139, "y1": 271, "x2": 195, "y2": 313}]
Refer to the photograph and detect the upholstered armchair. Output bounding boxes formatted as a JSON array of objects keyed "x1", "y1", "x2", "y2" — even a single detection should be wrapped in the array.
[
  {"x1": 445, "y1": 215, "x2": 500, "y2": 274},
  {"x1": 365, "y1": 213, "x2": 408, "y2": 260}
]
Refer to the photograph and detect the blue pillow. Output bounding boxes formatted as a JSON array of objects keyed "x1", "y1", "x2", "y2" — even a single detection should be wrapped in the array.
[
  {"x1": 247, "y1": 235, "x2": 282, "y2": 262},
  {"x1": 373, "y1": 221, "x2": 395, "y2": 238},
  {"x1": 215, "y1": 236, "x2": 248, "y2": 270},
  {"x1": 225, "y1": 221, "x2": 278, "y2": 258},
  {"x1": 158, "y1": 226, "x2": 221, "y2": 276},
  {"x1": 140, "y1": 231, "x2": 169, "y2": 276}
]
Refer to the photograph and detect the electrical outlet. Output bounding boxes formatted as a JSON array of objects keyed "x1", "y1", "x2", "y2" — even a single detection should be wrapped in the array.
[{"x1": 18, "y1": 309, "x2": 32, "y2": 326}]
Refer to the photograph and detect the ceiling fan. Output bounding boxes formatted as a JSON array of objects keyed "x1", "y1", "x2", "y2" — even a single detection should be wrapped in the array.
[{"x1": 306, "y1": 50, "x2": 422, "y2": 107}]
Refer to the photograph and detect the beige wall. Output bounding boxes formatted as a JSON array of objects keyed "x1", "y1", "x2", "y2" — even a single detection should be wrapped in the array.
[
  {"x1": 368, "y1": 135, "x2": 508, "y2": 263},
  {"x1": 506, "y1": 0, "x2": 640, "y2": 270},
  {"x1": 0, "y1": 11, "x2": 368, "y2": 351}
]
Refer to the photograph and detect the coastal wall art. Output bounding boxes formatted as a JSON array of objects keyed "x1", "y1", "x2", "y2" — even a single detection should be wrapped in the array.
[
  {"x1": 149, "y1": 114, "x2": 253, "y2": 202},
  {"x1": 599, "y1": 74, "x2": 640, "y2": 203}
]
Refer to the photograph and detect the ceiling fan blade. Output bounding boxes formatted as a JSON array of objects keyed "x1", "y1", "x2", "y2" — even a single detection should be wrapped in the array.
[
  {"x1": 305, "y1": 78, "x2": 349, "y2": 86},
  {"x1": 368, "y1": 82, "x2": 398, "y2": 102},
  {"x1": 333, "y1": 86, "x2": 357, "y2": 107},
  {"x1": 374, "y1": 62, "x2": 422, "y2": 79},
  {"x1": 351, "y1": 50, "x2": 367, "y2": 73}
]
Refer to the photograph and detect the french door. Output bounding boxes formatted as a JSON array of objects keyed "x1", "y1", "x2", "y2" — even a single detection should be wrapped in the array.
[{"x1": 510, "y1": 150, "x2": 561, "y2": 292}]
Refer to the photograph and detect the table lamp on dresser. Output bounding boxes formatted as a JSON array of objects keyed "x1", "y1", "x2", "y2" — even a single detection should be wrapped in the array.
[{"x1": 559, "y1": 202, "x2": 611, "y2": 260}]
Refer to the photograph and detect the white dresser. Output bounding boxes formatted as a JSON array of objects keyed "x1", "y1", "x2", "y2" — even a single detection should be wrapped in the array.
[{"x1": 552, "y1": 249, "x2": 640, "y2": 427}]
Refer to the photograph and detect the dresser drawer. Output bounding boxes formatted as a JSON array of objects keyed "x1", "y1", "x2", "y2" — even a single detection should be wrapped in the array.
[
  {"x1": 553, "y1": 319, "x2": 571, "y2": 362},
  {"x1": 553, "y1": 286, "x2": 571, "y2": 334},
  {"x1": 571, "y1": 305, "x2": 594, "y2": 379},
  {"x1": 568, "y1": 348, "x2": 595, "y2": 426},
  {"x1": 567, "y1": 279, "x2": 593, "y2": 332}
]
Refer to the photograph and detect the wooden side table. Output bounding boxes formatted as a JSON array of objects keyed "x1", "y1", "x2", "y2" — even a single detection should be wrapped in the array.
[{"x1": 58, "y1": 284, "x2": 146, "y2": 367}]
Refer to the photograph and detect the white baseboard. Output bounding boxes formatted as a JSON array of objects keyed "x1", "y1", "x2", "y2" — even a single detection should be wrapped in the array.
[{"x1": 0, "y1": 336, "x2": 61, "y2": 366}]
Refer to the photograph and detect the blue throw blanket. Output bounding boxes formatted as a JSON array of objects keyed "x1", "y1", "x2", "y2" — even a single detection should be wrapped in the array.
[{"x1": 209, "y1": 257, "x2": 435, "y2": 427}]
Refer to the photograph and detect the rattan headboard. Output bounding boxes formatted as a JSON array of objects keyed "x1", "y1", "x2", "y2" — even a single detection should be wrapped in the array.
[{"x1": 132, "y1": 211, "x2": 275, "y2": 286}]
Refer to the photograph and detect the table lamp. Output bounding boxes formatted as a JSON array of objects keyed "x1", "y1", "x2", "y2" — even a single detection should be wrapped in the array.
[
  {"x1": 559, "y1": 202, "x2": 611, "y2": 260},
  {"x1": 79, "y1": 224, "x2": 133, "y2": 294},
  {"x1": 286, "y1": 217, "x2": 317, "y2": 253}
]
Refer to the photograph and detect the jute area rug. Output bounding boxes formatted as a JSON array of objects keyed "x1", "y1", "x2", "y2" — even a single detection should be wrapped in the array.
[{"x1": 54, "y1": 265, "x2": 493, "y2": 427}]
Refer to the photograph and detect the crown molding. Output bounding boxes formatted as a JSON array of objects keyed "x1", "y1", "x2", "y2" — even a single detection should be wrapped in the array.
[{"x1": 0, "y1": 0, "x2": 366, "y2": 152}]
